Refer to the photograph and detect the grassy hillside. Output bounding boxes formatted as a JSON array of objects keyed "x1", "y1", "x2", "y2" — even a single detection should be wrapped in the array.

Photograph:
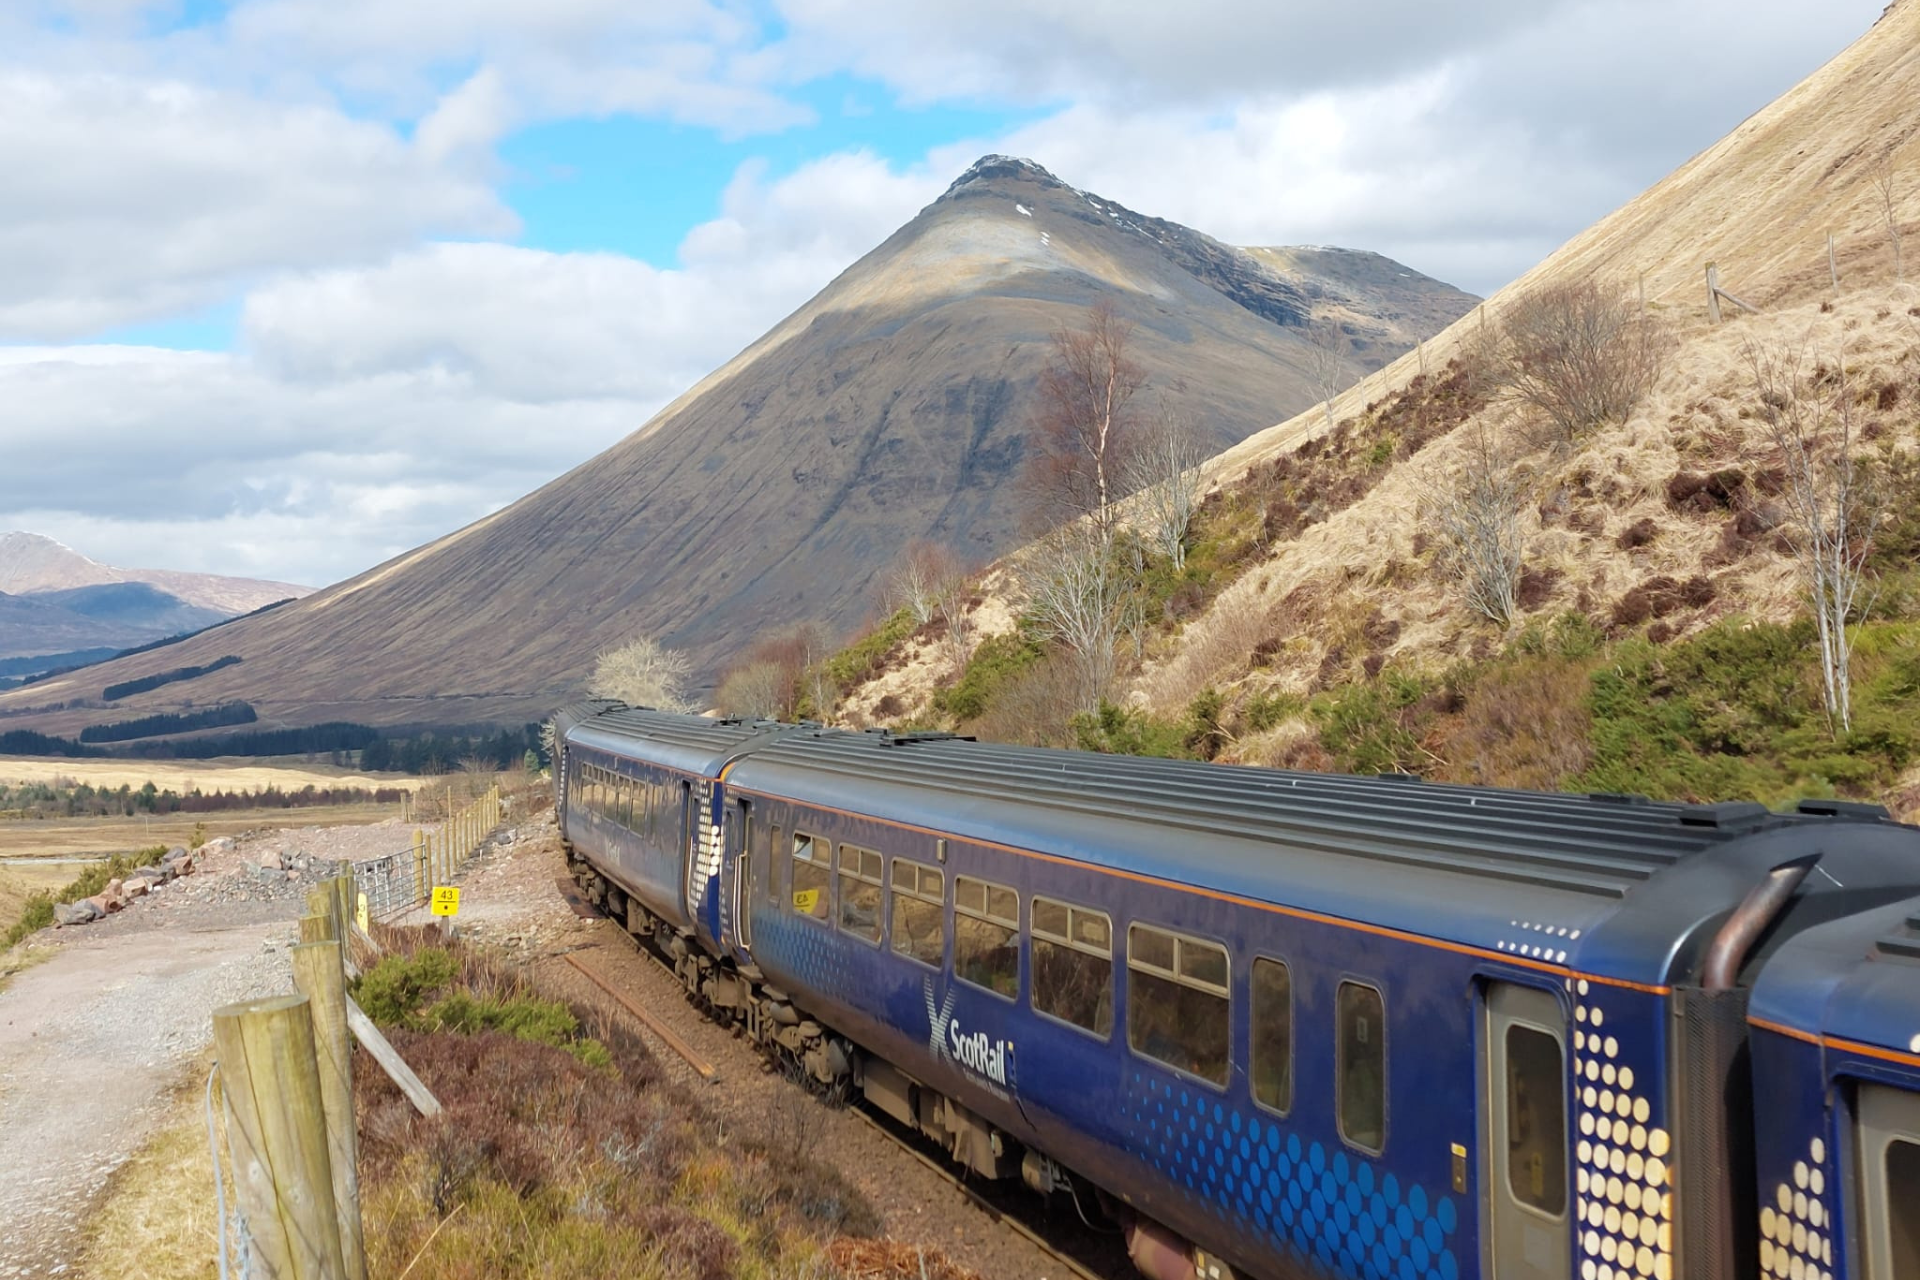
[{"x1": 825, "y1": 284, "x2": 1920, "y2": 817}]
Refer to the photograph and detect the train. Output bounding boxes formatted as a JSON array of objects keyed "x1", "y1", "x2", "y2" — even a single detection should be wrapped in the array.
[{"x1": 547, "y1": 700, "x2": 1920, "y2": 1280}]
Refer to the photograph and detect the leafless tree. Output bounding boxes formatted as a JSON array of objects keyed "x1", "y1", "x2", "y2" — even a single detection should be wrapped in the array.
[
  {"x1": 1124, "y1": 404, "x2": 1208, "y2": 570},
  {"x1": 1023, "y1": 302, "x2": 1147, "y2": 538},
  {"x1": 1304, "y1": 318, "x2": 1351, "y2": 430},
  {"x1": 588, "y1": 634, "x2": 695, "y2": 712},
  {"x1": 887, "y1": 539, "x2": 966, "y2": 625},
  {"x1": 1743, "y1": 336, "x2": 1885, "y2": 733},
  {"x1": 1874, "y1": 157, "x2": 1904, "y2": 280},
  {"x1": 1019, "y1": 523, "x2": 1141, "y2": 711},
  {"x1": 715, "y1": 661, "x2": 786, "y2": 719},
  {"x1": 1420, "y1": 416, "x2": 1529, "y2": 628},
  {"x1": 736, "y1": 621, "x2": 839, "y2": 720},
  {"x1": 1499, "y1": 279, "x2": 1667, "y2": 444}
]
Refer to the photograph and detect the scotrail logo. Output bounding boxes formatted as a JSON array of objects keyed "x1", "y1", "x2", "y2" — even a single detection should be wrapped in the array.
[{"x1": 923, "y1": 976, "x2": 1011, "y2": 1087}]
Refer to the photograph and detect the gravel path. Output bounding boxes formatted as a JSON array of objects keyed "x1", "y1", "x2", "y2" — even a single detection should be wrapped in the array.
[
  {"x1": 0, "y1": 925, "x2": 291, "y2": 1276},
  {"x1": 0, "y1": 816, "x2": 433, "y2": 1278}
]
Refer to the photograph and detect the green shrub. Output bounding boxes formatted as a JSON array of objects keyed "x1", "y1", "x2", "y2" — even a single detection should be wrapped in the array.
[
  {"x1": 1579, "y1": 617, "x2": 1920, "y2": 806},
  {"x1": 2, "y1": 894, "x2": 54, "y2": 949},
  {"x1": 354, "y1": 948, "x2": 462, "y2": 1026},
  {"x1": 1070, "y1": 702, "x2": 1197, "y2": 759},
  {"x1": 1313, "y1": 668, "x2": 1439, "y2": 776},
  {"x1": 424, "y1": 992, "x2": 612, "y2": 1069},
  {"x1": 820, "y1": 609, "x2": 916, "y2": 690},
  {"x1": 933, "y1": 629, "x2": 1046, "y2": 723},
  {"x1": 1242, "y1": 690, "x2": 1306, "y2": 733}
]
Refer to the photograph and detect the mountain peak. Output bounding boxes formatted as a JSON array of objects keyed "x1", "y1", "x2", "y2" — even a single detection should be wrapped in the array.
[{"x1": 941, "y1": 154, "x2": 1066, "y2": 199}]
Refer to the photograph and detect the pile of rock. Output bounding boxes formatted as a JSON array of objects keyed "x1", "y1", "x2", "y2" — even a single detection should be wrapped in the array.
[{"x1": 52, "y1": 846, "x2": 201, "y2": 927}]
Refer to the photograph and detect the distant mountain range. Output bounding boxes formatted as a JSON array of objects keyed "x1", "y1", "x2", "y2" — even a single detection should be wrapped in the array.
[
  {"x1": 0, "y1": 533, "x2": 309, "y2": 668},
  {"x1": 0, "y1": 157, "x2": 1473, "y2": 736}
]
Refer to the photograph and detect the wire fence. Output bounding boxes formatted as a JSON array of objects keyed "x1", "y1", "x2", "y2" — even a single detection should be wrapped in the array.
[{"x1": 348, "y1": 783, "x2": 504, "y2": 922}]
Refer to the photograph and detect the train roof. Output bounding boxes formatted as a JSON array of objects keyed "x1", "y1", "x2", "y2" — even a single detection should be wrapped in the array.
[
  {"x1": 1749, "y1": 896, "x2": 1920, "y2": 1060},
  {"x1": 717, "y1": 729, "x2": 1920, "y2": 988},
  {"x1": 566, "y1": 705, "x2": 795, "y2": 777}
]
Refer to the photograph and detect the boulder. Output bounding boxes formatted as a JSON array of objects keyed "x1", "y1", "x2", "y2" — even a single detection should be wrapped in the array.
[
  {"x1": 130, "y1": 864, "x2": 166, "y2": 882},
  {"x1": 87, "y1": 893, "x2": 119, "y2": 915},
  {"x1": 105, "y1": 878, "x2": 123, "y2": 898},
  {"x1": 251, "y1": 865, "x2": 286, "y2": 882},
  {"x1": 124, "y1": 879, "x2": 149, "y2": 899},
  {"x1": 53, "y1": 900, "x2": 98, "y2": 926},
  {"x1": 256, "y1": 849, "x2": 285, "y2": 871},
  {"x1": 163, "y1": 845, "x2": 189, "y2": 862}
]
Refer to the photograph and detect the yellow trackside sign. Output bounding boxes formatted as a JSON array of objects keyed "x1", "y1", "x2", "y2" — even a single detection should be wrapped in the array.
[
  {"x1": 792, "y1": 889, "x2": 820, "y2": 915},
  {"x1": 431, "y1": 886, "x2": 461, "y2": 916},
  {"x1": 356, "y1": 892, "x2": 370, "y2": 934}
]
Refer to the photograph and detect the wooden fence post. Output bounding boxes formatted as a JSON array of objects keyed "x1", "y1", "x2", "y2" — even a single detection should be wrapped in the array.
[
  {"x1": 413, "y1": 830, "x2": 426, "y2": 902},
  {"x1": 291, "y1": 942, "x2": 367, "y2": 1280},
  {"x1": 211, "y1": 994, "x2": 346, "y2": 1280}
]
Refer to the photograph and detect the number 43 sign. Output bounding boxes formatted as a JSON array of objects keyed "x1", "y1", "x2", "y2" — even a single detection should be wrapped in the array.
[{"x1": 430, "y1": 886, "x2": 461, "y2": 917}]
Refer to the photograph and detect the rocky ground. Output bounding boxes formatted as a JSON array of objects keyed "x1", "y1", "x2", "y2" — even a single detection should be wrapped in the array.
[{"x1": 0, "y1": 798, "x2": 1109, "y2": 1280}]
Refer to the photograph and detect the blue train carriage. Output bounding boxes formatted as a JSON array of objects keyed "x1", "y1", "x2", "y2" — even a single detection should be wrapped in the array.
[
  {"x1": 554, "y1": 703, "x2": 792, "y2": 966},
  {"x1": 1749, "y1": 890, "x2": 1920, "y2": 1280},
  {"x1": 711, "y1": 732, "x2": 1920, "y2": 1280}
]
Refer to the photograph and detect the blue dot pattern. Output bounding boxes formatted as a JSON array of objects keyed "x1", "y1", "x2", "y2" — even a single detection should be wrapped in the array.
[
  {"x1": 1128, "y1": 1072, "x2": 1460, "y2": 1279},
  {"x1": 752, "y1": 907, "x2": 866, "y2": 1009}
]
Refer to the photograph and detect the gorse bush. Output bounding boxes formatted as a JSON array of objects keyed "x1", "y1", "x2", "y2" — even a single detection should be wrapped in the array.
[
  {"x1": 423, "y1": 992, "x2": 613, "y2": 1070},
  {"x1": 933, "y1": 629, "x2": 1046, "y2": 722}
]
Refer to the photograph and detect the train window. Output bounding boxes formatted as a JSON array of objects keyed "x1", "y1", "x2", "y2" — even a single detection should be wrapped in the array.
[
  {"x1": 890, "y1": 860, "x2": 944, "y2": 966},
  {"x1": 1251, "y1": 958, "x2": 1292, "y2": 1113},
  {"x1": 1127, "y1": 925, "x2": 1229, "y2": 1086},
  {"x1": 790, "y1": 833, "x2": 830, "y2": 922},
  {"x1": 1337, "y1": 982, "x2": 1387, "y2": 1154},
  {"x1": 1504, "y1": 1023, "x2": 1567, "y2": 1215},
  {"x1": 619, "y1": 776, "x2": 633, "y2": 830},
  {"x1": 954, "y1": 875, "x2": 1019, "y2": 998},
  {"x1": 1033, "y1": 898, "x2": 1112, "y2": 1036},
  {"x1": 1891, "y1": 1138, "x2": 1920, "y2": 1278},
  {"x1": 837, "y1": 845, "x2": 883, "y2": 942}
]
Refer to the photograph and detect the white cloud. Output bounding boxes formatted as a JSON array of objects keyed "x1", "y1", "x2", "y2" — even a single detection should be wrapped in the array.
[
  {"x1": 0, "y1": 71, "x2": 512, "y2": 339},
  {"x1": 0, "y1": 152, "x2": 948, "y2": 586}
]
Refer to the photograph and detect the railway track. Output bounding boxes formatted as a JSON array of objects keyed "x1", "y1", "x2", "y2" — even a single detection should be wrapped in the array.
[{"x1": 555, "y1": 881, "x2": 1132, "y2": 1280}]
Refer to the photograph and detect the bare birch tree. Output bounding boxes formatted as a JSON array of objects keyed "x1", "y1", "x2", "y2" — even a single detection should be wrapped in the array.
[
  {"x1": 1024, "y1": 302, "x2": 1147, "y2": 538},
  {"x1": 1420, "y1": 416, "x2": 1529, "y2": 627},
  {"x1": 1125, "y1": 405, "x2": 1208, "y2": 570},
  {"x1": 887, "y1": 539, "x2": 966, "y2": 625},
  {"x1": 589, "y1": 634, "x2": 695, "y2": 712},
  {"x1": 1305, "y1": 318, "x2": 1350, "y2": 430},
  {"x1": 1020, "y1": 523, "x2": 1140, "y2": 711},
  {"x1": 1743, "y1": 336, "x2": 1885, "y2": 733},
  {"x1": 1874, "y1": 157, "x2": 1904, "y2": 281}
]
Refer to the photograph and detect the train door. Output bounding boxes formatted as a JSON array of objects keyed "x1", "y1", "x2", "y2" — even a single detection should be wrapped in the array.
[
  {"x1": 730, "y1": 800, "x2": 753, "y2": 951},
  {"x1": 1856, "y1": 1083, "x2": 1920, "y2": 1280},
  {"x1": 1483, "y1": 983, "x2": 1571, "y2": 1280}
]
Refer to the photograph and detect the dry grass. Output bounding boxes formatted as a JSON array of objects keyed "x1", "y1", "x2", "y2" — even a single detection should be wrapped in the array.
[
  {"x1": 80, "y1": 1057, "x2": 221, "y2": 1280},
  {"x1": 838, "y1": 576, "x2": 1019, "y2": 727},
  {"x1": 0, "y1": 936, "x2": 55, "y2": 994},
  {"x1": 0, "y1": 756, "x2": 429, "y2": 793},
  {"x1": 0, "y1": 803, "x2": 407, "y2": 861}
]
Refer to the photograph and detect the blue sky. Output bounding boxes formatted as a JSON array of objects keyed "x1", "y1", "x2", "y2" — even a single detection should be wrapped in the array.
[{"x1": 0, "y1": 0, "x2": 1891, "y2": 585}]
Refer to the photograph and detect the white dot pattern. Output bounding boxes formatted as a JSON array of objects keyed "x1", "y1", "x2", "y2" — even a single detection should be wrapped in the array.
[
  {"x1": 1569, "y1": 981, "x2": 1672, "y2": 1280},
  {"x1": 1760, "y1": 1134, "x2": 1834, "y2": 1280}
]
